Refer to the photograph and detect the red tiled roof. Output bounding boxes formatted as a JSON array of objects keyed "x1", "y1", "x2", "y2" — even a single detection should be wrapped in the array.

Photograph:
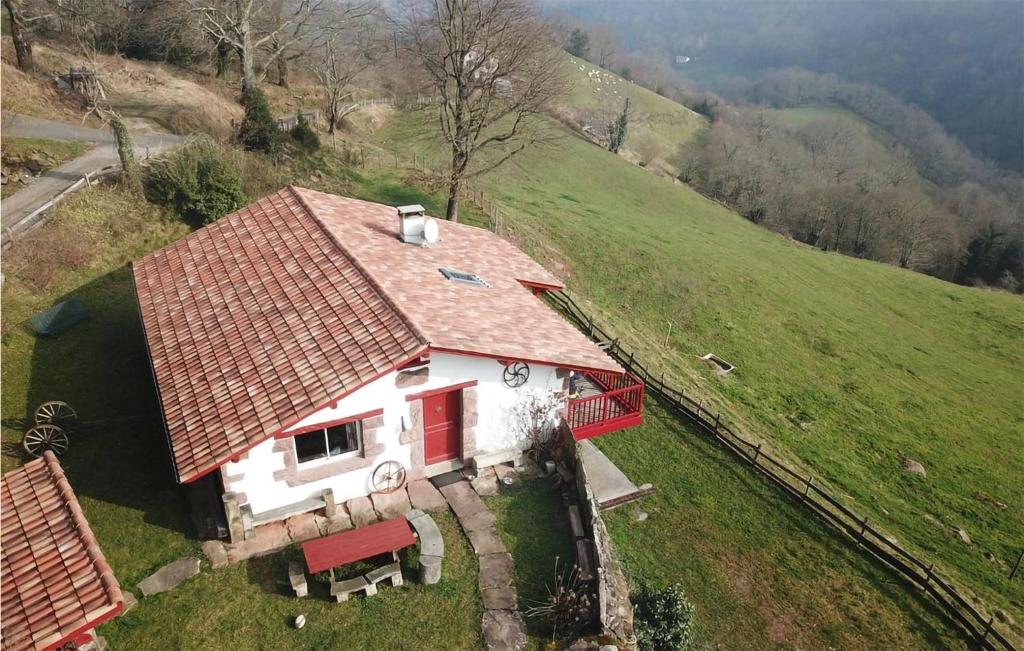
[
  {"x1": 299, "y1": 188, "x2": 620, "y2": 373},
  {"x1": 134, "y1": 186, "x2": 621, "y2": 483},
  {"x1": 1, "y1": 452, "x2": 123, "y2": 651},
  {"x1": 133, "y1": 187, "x2": 427, "y2": 482}
]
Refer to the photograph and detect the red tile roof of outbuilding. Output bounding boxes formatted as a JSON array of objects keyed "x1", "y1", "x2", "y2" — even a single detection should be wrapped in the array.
[
  {"x1": 133, "y1": 186, "x2": 621, "y2": 483},
  {"x1": 1, "y1": 452, "x2": 123, "y2": 651}
]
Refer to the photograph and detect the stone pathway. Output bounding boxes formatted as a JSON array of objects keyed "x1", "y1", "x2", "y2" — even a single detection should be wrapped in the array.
[{"x1": 437, "y1": 479, "x2": 527, "y2": 651}]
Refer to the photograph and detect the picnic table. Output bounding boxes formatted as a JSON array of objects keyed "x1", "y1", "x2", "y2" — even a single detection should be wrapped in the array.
[
  {"x1": 303, "y1": 517, "x2": 416, "y2": 574},
  {"x1": 301, "y1": 517, "x2": 417, "y2": 602}
]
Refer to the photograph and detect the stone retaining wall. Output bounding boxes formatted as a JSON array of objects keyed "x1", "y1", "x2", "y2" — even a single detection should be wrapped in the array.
[{"x1": 561, "y1": 428, "x2": 637, "y2": 649}]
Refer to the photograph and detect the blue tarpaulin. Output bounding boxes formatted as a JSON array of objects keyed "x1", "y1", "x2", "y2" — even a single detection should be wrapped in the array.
[{"x1": 30, "y1": 298, "x2": 90, "y2": 336}]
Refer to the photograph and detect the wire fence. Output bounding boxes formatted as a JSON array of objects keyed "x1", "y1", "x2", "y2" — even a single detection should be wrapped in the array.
[{"x1": 544, "y1": 288, "x2": 1017, "y2": 651}]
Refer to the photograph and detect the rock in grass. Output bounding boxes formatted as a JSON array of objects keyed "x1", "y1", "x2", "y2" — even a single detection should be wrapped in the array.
[
  {"x1": 901, "y1": 458, "x2": 926, "y2": 477},
  {"x1": 956, "y1": 528, "x2": 972, "y2": 545},
  {"x1": 294, "y1": 614, "x2": 306, "y2": 629}
]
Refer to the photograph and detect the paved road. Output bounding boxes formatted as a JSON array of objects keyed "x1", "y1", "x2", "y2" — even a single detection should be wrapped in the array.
[{"x1": 2, "y1": 115, "x2": 184, "y2": 240}]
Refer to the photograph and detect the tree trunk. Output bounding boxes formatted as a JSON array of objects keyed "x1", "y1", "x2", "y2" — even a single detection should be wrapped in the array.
[
  {"x1": 215, "y1": 40, "x2": 230, "y2": 78},
  {"x1": 445, "y1": 177, "x2": 461, "y2": 222},
  {"x1": 237, "y1": 1, "x2": 258, "y2": 93},
  {"x1": 4, "y1": 0, "x2": 34, "y2": 73},
  {"x1": 277, "y1": 56, "x2": 288, "y2": 87},
  {"x1": 106, "y1": 112, "x2": 143, "y2": 196}
]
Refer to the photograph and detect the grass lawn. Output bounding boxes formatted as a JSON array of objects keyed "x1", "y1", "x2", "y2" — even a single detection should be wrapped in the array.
[
  {"x1": 0, "y1": 136, "x2": 91, "y2": 197},
  {"x1": 485, "y1": 478, "x2": 576, "y2": 648},
  {"x1": 370, "y1": 109, "x2": 1023, "y2": 646}
]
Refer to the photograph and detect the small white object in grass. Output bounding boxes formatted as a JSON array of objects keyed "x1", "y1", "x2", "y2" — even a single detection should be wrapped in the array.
[
  {"x1": 294, "y1": 614, "x2": 306, "y2": 629},
  {"x1": 634, "y1": 508, "x2": 648, "y2": 522},
  {"x1": 501, "y1": 476, "x2": 514, "y2": 487}
]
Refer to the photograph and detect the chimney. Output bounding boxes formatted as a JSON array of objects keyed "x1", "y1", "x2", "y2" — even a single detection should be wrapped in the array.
[{"x1": 397, "y1": 204, "x2": 427, "y2": 244}]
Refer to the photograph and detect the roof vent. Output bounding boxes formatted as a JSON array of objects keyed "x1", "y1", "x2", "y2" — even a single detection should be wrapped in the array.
[{"x1": 397, "y1": 204, "x2": 434, "y2": 245}]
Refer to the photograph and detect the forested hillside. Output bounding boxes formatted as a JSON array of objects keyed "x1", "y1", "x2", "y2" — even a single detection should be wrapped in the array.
[{"x1": 544, "y1": 0, "x2": 1024, "y2": 172}]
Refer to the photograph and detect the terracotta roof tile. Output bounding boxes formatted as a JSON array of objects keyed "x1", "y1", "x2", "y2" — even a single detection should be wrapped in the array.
[
  {"x1": 134, "y1": 187, "x2": 620, "y2": 484},
  {"x1": 1, "y1": 452, "x2": 123, "y2": 651}
]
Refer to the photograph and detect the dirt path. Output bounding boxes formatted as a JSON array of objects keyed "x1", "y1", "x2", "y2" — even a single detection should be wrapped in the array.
[{"x1": 2, "y1": 115, "x2": 184, "y2": 243}]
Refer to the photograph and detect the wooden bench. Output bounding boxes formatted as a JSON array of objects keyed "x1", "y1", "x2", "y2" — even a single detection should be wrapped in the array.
[
  {"x1": 288, "y1": 561, "x2": 308, "y2": 597},
  {"x1": 331, "y1": 576, "x2": 377, "y2": 602},
  {"x1": 365, "y1": 561, "x2": 403, "y2": 588}
]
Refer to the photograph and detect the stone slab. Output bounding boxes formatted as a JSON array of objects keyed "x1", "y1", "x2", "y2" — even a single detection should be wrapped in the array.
[
  {"x1": 482, "y1": 609, "x2": 528, "y2": 651},
  {"x1": 285, "y1": 512, "x2": 321, "y2": 543},
  {"x1": 478, "y1": 553, "x2": 514, "y2": 590},
  {"x1": 482, "y1": 585, "x2": 518, "y2": 610},
  {"x1": 371, "y1": 489, "x2": 412, "y2": 520},
  {"x1": 314, "y1": 511, "x2": 353, "y2": 536},
  {"x1": 122, "y1": 590, "x2": 139, "y2": 613},
  {"x1": 459, "y1": 508, "x2": 498, "y2": 533},
  {"x1": 441, "y1": 482, "x2": 489, "y2": 521},
  {"x1": 407, "y1": 479, "x2": 448, "y2": 512},
  {"x1": 407, "y1": 511, "x2": 445, "y2": 557},
  {"x1": 578, "y1": 440, "x2": 641, "y2": 506},
  {"x1": 137, "y1": 557, "x2": 201, "y2": 597},
  {"x1": 466, "y1": 526, "x2": 507, "y2": 556},
  {"x1": 346, "y1": 496, "x2": 378, "y2": 528},
  {"x1": 200, "y1": 540, "x2": 228, "y2": 569},
  {"x1": 226, "y1": 521, "x2": 291, "y2": 564},
  {"x1": 471, "y1": 472, "x2": 499, "y2": 496}
]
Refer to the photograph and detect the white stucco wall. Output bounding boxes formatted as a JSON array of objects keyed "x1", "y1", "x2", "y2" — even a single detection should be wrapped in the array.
[{"x1": 222, "y1": 352, "x2": 566, "y2": 515}]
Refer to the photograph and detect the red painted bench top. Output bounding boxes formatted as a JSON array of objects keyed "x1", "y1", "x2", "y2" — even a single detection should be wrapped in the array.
[{"x1": 302, "y1": 517, "x2": 416, "y2": 574}]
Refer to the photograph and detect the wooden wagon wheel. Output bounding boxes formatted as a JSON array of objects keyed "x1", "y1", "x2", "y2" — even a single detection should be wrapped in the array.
[
  {"x1": 34, "y1": 401, "x2": 78, "y2": 428},
  {"x1": 23, "y1": 424, "x2": 70, "y2": 458},
  {"x1": 371, "y1": 461, "x2": 407, "y2": 494},
  {"x1": 502, "y1": 361, "x2": 530, "y2": 388}
]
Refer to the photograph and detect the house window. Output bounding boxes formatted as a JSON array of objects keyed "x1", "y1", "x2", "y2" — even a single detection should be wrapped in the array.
[
  {"x1": 294, "y1": 421, "x2": 362, "y2": 464},
  {"x1": 439, "y1": 267, "x2": 489, "y2": 287}
]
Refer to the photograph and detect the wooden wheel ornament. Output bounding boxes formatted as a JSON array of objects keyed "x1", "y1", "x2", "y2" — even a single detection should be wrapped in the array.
[
  {"x1": 371, "y1": 460, "x2": 407, "y2": 494},
  {"x1": 34, "y1": 401, "x2": 78, "y2": 428},
  {"x1": 23, "y1": 424, "x2": 70, "y2": 457},
  {"x1": 502, "y1": 361, "x2": 530, "y2": 388}
]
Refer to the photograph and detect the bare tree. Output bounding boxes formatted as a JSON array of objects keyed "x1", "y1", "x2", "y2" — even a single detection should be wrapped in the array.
[
  {"x1": 193, "y1": 0, "x2": 329, "y2": 92},
  {"x1": 3, "y1": 0, "x2": 51, "y2": 72},
  {"x1": 395, "y1": 0, "x2": 570, "y2": 221},
  {"x1": 313, "y1": 27, "x2": 377, "y2": 133}
]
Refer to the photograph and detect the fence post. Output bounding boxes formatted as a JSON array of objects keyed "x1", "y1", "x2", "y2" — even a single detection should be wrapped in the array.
[
  {"x1": 801, "y1": 475, "x2": 813, "y2": 501},
  {"x1": 980, "y1": 616, "x2": 993, "y2": 642},
  {"x1": 713, "y1": 413, "x2": 721, "y2": 433},
  {"x1": 1010, "y1": 549, "x2": 1023, "y2": 581},
  {"x1": 627, "y1": 351, "x2": 635, "y2": 370},
  {"x1": 859, "y1": 517, "x2": 869, "y2": 538},
  {"x1": 924, "y1": 563, "x2": 934, "y2": 584},
  {"x1": 751, "y1": 443, "x2": 762, "y2": 465},
  {"x1": 587, "y1": 316, "x2": 594, "y2": 337}
]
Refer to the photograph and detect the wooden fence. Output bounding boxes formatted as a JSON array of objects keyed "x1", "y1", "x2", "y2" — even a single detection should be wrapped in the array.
[
  {"x1": 544, "y1": 288, "x2": 1017, "y2": 651},
  {"x1": 1, "y1": 166, "x2": 119, "y2": 247}
]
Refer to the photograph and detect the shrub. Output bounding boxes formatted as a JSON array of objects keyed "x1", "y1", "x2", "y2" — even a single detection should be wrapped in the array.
[
  {"x1": 290, "y1": 115, "x2": 321, "y2": 153},
  {"x1": 238, "y1": 86, "x2": 282, "y2": 155},
  {"x1": 145, "y1": 140, "x2": 246, "y2": 225},
  {"x1": 633, "y1": 583, "x2": 696, "y2": 651}
]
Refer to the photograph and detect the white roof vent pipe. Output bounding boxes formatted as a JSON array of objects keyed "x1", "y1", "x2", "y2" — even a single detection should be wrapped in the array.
[{"x1": 397, "y1": 204, "x2": 425, "y2": 244}]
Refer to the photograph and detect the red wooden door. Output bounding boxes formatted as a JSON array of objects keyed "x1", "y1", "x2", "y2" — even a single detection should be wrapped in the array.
[{"x1": 423, "y1": 390, "x2": 462, "y2": 464}]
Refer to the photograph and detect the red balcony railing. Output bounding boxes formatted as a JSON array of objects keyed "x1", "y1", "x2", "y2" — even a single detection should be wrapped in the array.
[{"x1": 566, "y1": 371, "x2": 644, "y2": 440}]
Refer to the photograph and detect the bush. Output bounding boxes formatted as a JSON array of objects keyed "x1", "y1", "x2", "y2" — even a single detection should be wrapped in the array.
[
  {"x1": 633, "y1": 583, "x2": 696, "y2": 651},
  {"x1": 145, "y1": 140, "x2": 247, "y2": 225},
  {"x1": 238, "y1": 86, "x2": 282, "y2": 155},
  {"x1": 290, "y1": 116, "x2": 321, "y2": 153}
]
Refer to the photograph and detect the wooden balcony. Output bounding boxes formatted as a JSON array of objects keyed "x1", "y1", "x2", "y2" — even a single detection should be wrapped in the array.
[{"x1": 566, "y1": 370, "x2": 644, "y2": 440}]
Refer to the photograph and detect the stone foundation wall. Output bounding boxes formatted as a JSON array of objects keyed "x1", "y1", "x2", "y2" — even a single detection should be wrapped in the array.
[{"x1": 563, "y1": 428, "x2": 637, "y2": 649}]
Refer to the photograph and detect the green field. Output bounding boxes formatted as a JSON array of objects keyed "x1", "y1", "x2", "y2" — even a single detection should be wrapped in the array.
[{"x1": 370, "y1": 106, "x2": 1023, "y2": 646}]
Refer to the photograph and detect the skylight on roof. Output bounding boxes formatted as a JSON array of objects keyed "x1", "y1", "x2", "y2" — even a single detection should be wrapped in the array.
[{"x1": 440, "y1": 267, "x2": 489, "y2": 287}]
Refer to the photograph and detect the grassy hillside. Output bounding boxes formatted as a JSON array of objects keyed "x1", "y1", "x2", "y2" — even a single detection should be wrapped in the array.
[
  {"x1": 371, "y1": 109, "x2": 1023, "y2": 645},
  {"x1": 554, "y1": 54, "x2": 707, "y2": 175}
]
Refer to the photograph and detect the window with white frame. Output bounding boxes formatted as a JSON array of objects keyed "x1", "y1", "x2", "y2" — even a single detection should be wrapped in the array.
[{"x1": 294, "y1": 420, "x2": 362, "y2": 464}]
